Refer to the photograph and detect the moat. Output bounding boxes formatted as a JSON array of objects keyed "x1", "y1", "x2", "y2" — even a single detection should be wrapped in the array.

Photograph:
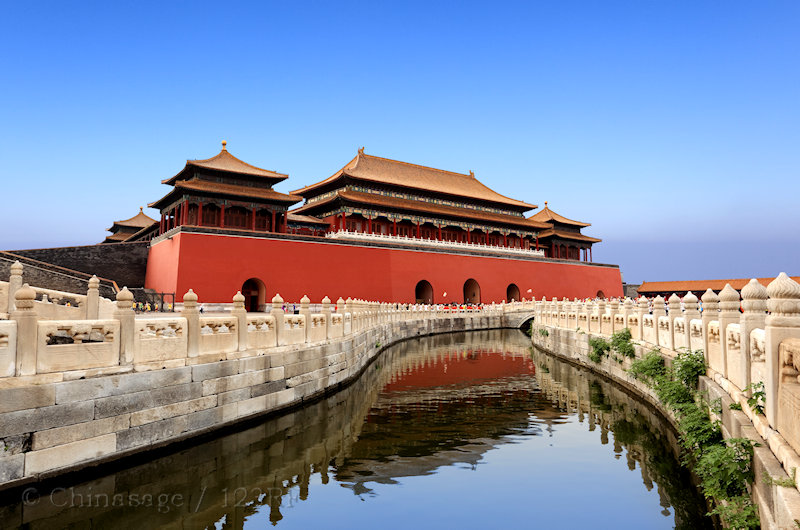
[{"x1": 0, "y1": 330, "x2": 713, "y2": 529}]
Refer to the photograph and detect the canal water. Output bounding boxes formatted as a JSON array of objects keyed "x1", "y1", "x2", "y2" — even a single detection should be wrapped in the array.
[{"x1": 0, "y1": 329, "x2": 713, "y2": 529}]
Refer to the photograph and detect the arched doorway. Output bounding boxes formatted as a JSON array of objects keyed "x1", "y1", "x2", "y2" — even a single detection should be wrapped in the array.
[
  {"x1": 463, "y1": 278, "x2": 481, "y2": 304},
  {"x1": 415, "y1": 280, "x2": 434, "y2": 304},
  {"x1": 242, "y1": 278, "x2": 266, "y2": 312},
  {"x1": 507, "y1": 283, "x2": 521, "y2": 302},
  {"x1": 596, "y1": 290, "x2": 606, "y2": 299}
]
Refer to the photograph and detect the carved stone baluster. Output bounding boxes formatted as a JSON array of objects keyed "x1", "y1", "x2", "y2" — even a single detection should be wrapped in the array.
[
  {"x1": 682, "y1": 292, "x2": 701, "y2": 351},
  {"x1": 718, "y1": 284, "x2": 741, "y2": 380},
  {"x1": 7, "y1": 261, "x2": 23, "y2": 313},
  {"x1": 740, "y1": 279, "x2": 767, "y2": 393},
  {"x1": 86, "y1": 275, "x2": 100, "y2": 320},
  {"x1": 232, "y1": 291, "x2": 247, "y2": 352},
  {"x1": 667, "y1": 293, "x2": 681, "y2": 350},
  {"x1": 701, "y1": 289, "x2": 719, "y2": 365},
  {"x1": 765, "y1": 273, "x2": 800, "y2": 427},
  {"x1": 11, "y1": 284, "x2": 37, "y2": 376},
  {"x1": 183, "y1": 289, "x2": 199, "y2": 358},
  {"x1": 321, "y1": 296, "x2": 331, "y2": 339},
  {"x1": 299, "y1": 295, "x2": 311, "y2": 343},
  {"x1": 271, "y1": 294, "x2": 285, "y2": 346}
]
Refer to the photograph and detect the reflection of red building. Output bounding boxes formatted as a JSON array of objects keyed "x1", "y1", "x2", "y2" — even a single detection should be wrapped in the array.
[{"x1": 144, "y1": 143, "x2": 622, "y2": 307}]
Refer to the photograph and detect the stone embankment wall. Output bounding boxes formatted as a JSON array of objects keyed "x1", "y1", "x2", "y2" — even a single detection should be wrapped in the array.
[
  {"x1": 530, "y1": 274, "x2": 800, "y2": 530},
  {"x1": 0, "y1": 276, "x2": 530, "y2": 492}
]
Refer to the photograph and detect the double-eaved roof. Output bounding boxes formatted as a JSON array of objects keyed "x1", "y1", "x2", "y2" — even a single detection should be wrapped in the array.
[
  {"x1": 291, "y1": 149, "x2": 537, "y2": 211},
  {"x1": 163, "y1": 141, "x2": 288, "y2": 185},
  {"x1": 107, "y1": 207, "x2": 156, "y2": 232},
  {"x1": 150, "y1": 142, "x2": 301, "y2": 210},
  {"x1": 528, "y1": 203, "x2": 591, "y2": 227}
]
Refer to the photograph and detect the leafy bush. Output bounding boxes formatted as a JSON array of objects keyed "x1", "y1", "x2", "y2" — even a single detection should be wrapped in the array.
[
  {"x1": 588, "y1": 337, "x2": 611, "y2": 363},
  {"x1": 538, "y1": 328, "x2": 549, "y2": 337},
  {"x1": 744, "y1": 381, "x2": 766, "y2": 415},
  {"x1": 628, "y1": 349, "x2": 667, "y2": 384},
  {"x1": 655, "y1": 379, "x2": 695, "y2": 409},
  {"x1": 708, "y1": 494, "x2": 760, "y2": 530},
  {"x1": 610, "y1": 328, "x2": 636, "y2": 358},
  {"x1": 673, "y1": 349, "x2": 706, "y2": 390},
  {"x1": 696, "y1": 438, "x2": 756, "y2": 499},
  {"x1": 676, "y1": 402, "x2": 722, "y2": 455}
]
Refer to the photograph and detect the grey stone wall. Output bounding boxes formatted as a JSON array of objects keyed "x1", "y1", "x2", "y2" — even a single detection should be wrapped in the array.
[
  {"x1": 0, "y1": 314, "x2": 508, "y2": 492},
  {"x1": 4, "y1": 241, "x2": 149, "y2": 289}
]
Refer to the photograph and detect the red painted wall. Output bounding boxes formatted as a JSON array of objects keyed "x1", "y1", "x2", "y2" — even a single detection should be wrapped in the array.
[{"x1": 145, "y1": 232, "x2": 623, "y2": 303}]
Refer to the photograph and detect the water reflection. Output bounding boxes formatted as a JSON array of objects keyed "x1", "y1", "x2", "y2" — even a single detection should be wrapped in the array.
[{"x1": 0, "y1": 330, "x2": 712, "y2": 529}]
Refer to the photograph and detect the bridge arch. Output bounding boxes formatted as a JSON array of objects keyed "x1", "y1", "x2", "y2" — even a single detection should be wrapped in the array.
[
  {"x1": 242, "y1": 278, "x2": 266, "y2": 312},
  {"x1": 463, "y1": 278, "x2": 481, "y2": 304},
  {"x1": 415, "y1": 280, "x2": 434, "y2": 304},
  {"x1": 506, "y1": 283, "x2": 521, "y2": 302}
]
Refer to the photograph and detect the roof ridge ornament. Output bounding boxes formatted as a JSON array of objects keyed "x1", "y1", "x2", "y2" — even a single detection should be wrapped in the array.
[
  {"x1": 469, "y1": 170, "x2": 474, "y2": 178},
  {"x1": 544, "y1": 201, "x2": 548, "y2": 208},
  {"x1": 358, "y1": 146, "x2": 364, "y2": 155},
  {"x1": 221, "y1": 140, "x2": 227, "y2": 151}
]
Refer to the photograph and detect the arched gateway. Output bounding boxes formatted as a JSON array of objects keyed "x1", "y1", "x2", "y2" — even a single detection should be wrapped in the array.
[
  {"x1": 242, "y1": 278, "x2": 266, "y2": 312},
  {"x1": 463, "y1": 278, "x2": 481, "y2": 304},
  {"x1": 507, "y1": 283, "x2": 521, "y2": 302},
  {"x1": 415, "y1": 280, "x2": 434, "y2": 304}
]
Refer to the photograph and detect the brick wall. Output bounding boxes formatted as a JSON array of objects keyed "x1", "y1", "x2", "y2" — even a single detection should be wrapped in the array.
[{"x1": 6, "y1": 242, "x2": 149, "y2": 289}]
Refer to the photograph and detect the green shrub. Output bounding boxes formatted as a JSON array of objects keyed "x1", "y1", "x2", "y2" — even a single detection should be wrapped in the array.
[
  {"x1": 676, "y1": 402, "x2": 722, "y2": 455},
  {"x1": 744, "y1": 381, "x2": 766, "y2": 415},
  {"x1": 610, "y1": 328, "x2": 636, "y2": 358},
  {"x1": 729, "y1": 402, "x2": 743, "y2": 411},
  {"x1": 588, "y1": 337, "x2": 611, "y2": 363},
  {"x1": 696, "y1": 438, "x2": 756, "y2": 499},
  {"x1": 538, "y1": 328, "x2": 549, "y2": 337},
  {"x1": 673, "y1": 349, "x2": 706, "y2": 389},
  {"x1": 708, "y1": 494, "x2": 760, "y2": 530},
  {"x1": 655, "y1": 379, "x2": 695, "y2": 409},
  {"x1": 628, "y1": 349, "x2": 667, "y2": 384},
  {"x1": 625, "y1": 346, "x2": 759, "y2": 529}
]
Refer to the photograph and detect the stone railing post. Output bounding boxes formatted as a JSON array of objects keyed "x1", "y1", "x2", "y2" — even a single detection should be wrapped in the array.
[
  {"x1": 636, "y1": 296, "x2": 648, "y2": 340},
  {"x1": 113, "y1": 286, "x2": 135, "y2": 365},
  {"x1": 622, "y1": 297, "x2": 633, "y2": 327},
  {"x1": 596, "y1": 298, "x2": 607, "y2": 334},
  {"x1": 666, "y1": 293, "x2": 681, "y2": 350},
  {"x1": 232, "y1": 291, "x2": 247, "y2": 352},
  {"x1": 182, "y1": 289, "x2": 199, "y2": 358},
  {"x1": 609, "y1": 298, "x2": 620, "y2": 332},
  {"x1": 740, "y1": 279, "x2": 767, "y2": 393},
  {"x1": 299, "y1": 295, "x2": 311, "y2": 342},
  {"x1": 11, "y1": 284, "x2": 37, "y2": 376},
  {"x1": 651, "y1": 295, "x2": 666, "y2": 345},
  {"x1": 765, "y1": 273, "x2": 800, "y2": 427},
  {"x1": 701, "y1": 289, "x2": 719, "y2": 365},
  {"x1": 86, "y1": 275, "x2": 100, "y2": 320},
  {"x1": 682, "y1": 292, "x2": 701, "y2": 351},
  {"x1": 321, "y1": 296, "x2": 331, "y2": 338},
  {"x1": 718, "y1": 284, "x2": 741, "y2": 380},
  {"x1": 271, "y1": 294, "x2": 285, "y2": 345},
  {"x1": 7, "y1": 260, "x2": 23, "y2": 313}
]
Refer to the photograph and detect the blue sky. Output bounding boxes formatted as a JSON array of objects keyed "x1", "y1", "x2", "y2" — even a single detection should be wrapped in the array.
[{"x1": 1, "y1": 1, "x2": 798, "y2": 284}]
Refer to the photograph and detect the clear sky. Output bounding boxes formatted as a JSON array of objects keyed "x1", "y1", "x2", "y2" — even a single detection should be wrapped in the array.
[{"x1": 1, "y1": 1, "x2": 798, "y2": 284}]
